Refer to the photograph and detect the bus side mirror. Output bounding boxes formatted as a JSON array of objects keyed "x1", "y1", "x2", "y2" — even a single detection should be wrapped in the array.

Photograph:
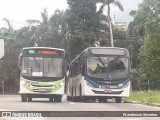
[
  {"x1": 18, "y1": 58, "x2": 22, "y2": 69},
  {"x1": 18, "y1": 62, "x2": 21, "y2": 69},
  {"x1": 65, "y1": 62, "x2": 69, "y2": 73},
  {"x1": 65, "y1": 61, "x2": 69, "y2": 78}
]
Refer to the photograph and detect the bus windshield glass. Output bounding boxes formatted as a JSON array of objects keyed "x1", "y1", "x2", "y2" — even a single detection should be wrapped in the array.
[
  {"x1": 87, "y1": 56, "x2": 128, "y2": 80},
  {"x1": 21, "y1": 57, "x2": 63, "y2": 77}
]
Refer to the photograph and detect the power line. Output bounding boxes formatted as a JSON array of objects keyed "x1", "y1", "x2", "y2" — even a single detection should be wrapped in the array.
[
  {"x1": 33, "y1": 32, "x2": 144, "y2": 41},
  {"x1": 29, "y1": 27, "x2": 144, "y2": 38},
  {"x1": 1, "y1": 20, "x2": 144, "y2": 39}
]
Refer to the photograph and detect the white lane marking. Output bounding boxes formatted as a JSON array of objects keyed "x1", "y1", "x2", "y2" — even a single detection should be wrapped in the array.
[{"x1": 69, "y1": 102, "x2": 76, "y2": 104}]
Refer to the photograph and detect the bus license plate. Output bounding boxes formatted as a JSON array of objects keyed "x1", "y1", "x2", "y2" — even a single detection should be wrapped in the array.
[
  {"x1": 110, "y1": 85, "x2": 117, "y2": 88},
  {"x1": 104, "y1": 89, "x2": 112, "y2": 93},
  {"x1": 39, "y1": 88, "x2": 46, "y2": 92}
]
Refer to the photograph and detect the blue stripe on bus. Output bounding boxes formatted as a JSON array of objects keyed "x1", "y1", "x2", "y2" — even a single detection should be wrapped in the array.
[
  {"x1": 84, "y1": 75, "x2": 99, "y2": 88},
  {"x1": 84, "y1": 74, "x2": 130, "y2": 89}
]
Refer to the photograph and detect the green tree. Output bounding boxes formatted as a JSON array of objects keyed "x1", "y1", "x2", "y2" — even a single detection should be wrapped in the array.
[
  {"x1": 48, "y1": 9, "x2": 68, "y2": 49},
  {"x1": 127, "y1": 9, "x2": 145, "y2": 68},
  {"x1": 139, "y1": 0, "x2": 160, "y2": 90},
  {"x1": 0, "y1": 18, "x2": 20, "y2": 92},
  {"x1": 26, "y1": 8, "x2": 49, "y2": 47},
  {"x1": 66, "y1": 0, "x2": 107, "y2": 60}
]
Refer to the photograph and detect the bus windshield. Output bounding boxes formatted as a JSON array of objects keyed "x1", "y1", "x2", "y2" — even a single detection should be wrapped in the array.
[
  {"x1": 21, "y1": 57, "x2": 63, "y2": 77},
  {"x1": 87, "y1": 56, "x2": 128, "y2": 80}
]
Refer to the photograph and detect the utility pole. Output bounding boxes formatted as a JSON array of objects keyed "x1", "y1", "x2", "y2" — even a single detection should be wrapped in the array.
[
  {"x1": 109, "y1": 20, "x2": 114, "y2": 47},
  {"x1": 107, "y1": 5, "x2": 114, "y2": 47}
]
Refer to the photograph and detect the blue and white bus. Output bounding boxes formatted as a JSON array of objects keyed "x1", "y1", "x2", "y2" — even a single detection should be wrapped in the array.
[
  {"x1": 19, "y1": 47, "x2": 65, "y2": 102},
  {"x1": 66, "y1": 47, "x2": 130, "y2": 103}
]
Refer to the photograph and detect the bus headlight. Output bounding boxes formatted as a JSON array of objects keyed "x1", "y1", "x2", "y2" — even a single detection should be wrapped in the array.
[
  {"x1": 20, "y1": 80, "x2": 26, "y2": 85},
  {"x1": 86, "y1": 81, "x2": 94, "y2": 88},
  {"x1": 99, "y1": 85, "x2": 102, "y2": 88},
  {"x1": 118, "y1": 82, "x2": 129, "y2": 89},
  {"x1": 123, "y1": 82, "x2": 129, "y2": 88},
  {"x1": 118, "y1": 84, "x2": 123, "y2": 88},
  {"x1": 60, "y1": 82, "x2": 64, "y2": 86}
]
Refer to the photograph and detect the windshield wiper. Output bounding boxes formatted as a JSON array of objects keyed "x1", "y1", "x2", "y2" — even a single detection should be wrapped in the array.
[
  {"x1": 97, "y1": 56, "x2": 105, "y2": 67},
  {"x1": 33, "y1": 57, "x2": 41, "y2": 71}
]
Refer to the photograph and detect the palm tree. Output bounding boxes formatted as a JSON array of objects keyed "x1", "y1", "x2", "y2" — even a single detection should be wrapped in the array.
[
  {"x1": 2, "y1": 18, "x2": 12, "y2": 30},
  {"x1": 26, "y1": 8, "x2": 49, "y2": 46},
  {"x1": 2, "y1": 18, "x2": 15, "y2": 40},
  {"x1": 1, "y1": 18, "x2": 17, "y2": 52},
  {"x1": 49, "y1": 9, "x2": 68, "y2": 49},
  {"x1": 98, "y1": 0, "x2": 124, "y2": 47},
  {"x1": 26, "y1": 8, "x2": 49, "y2": 26}
]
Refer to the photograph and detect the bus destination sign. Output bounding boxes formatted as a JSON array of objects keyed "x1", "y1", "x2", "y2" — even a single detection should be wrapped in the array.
[{"x1": 26, "y1": 49, "x2": 61, "y2": 56}]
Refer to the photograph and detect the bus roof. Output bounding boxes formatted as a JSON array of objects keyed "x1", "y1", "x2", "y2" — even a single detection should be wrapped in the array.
[
  {"x1": 86, "y1": 47, "x2": 128, "y2": 51},
  {"x1": 70, "y1": 47, "x2": 129, "y2": 65},
  {"x1": 86, "y1": 47, "x2": 129, "y2": 56},
  {"x1": 22, "y1": 47, "x2": 64, "y2": 52}
]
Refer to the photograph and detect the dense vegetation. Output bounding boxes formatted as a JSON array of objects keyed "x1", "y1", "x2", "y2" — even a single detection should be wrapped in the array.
[{"x1": 0, "y1": 0, "x2": 160, "y2": 93}]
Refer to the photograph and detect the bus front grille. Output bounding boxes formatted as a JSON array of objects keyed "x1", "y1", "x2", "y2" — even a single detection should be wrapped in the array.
[
  {"x1": 95, "y1": 79, "x2": 125, "y2": 85},
  {"x1": 32, "y1": 85, "x2": 54, "y2": 87},
  {"x1": 92, "y1": 90, "x2": 123, "y2": 94}
]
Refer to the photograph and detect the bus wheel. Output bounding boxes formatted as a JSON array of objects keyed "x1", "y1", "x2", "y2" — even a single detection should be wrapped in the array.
[
  {"x1": 79, "y1": 85, "x2": 85, "y2": 102},
  {"x1": 49, "y1": 97, "x2": 53, "y2": 102},
  {"x1": 21, "y1": 95, "x2": 27, "y2": 102},
  {"x1": 54, "y1": 95, "x2": 62, "y2": 102},
  {"x1": 98, "y1": 98, "x2": 108, "y2": 103},
  {"x1": 28, "y1": 97, "x2": 32, "y2": 102},
  {"x1": 115, "y1": 97, "x2": 122, "y2": 103},
  {"x1": 98, "y1": 98, "x2": 103, "y2": 103},
  {"x1": 67, "y1": 96, "x2": 72, "y2": 101},
  {"x1": 72, "y1": 96, "x2": 80, "y2": 102},
  {"x1": 80, "y1": 96, "x2": 85, "y2": 102}
]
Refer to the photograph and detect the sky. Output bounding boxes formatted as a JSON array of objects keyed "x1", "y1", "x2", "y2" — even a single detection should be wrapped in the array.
[
  {"x1": 112, "y1": 0, "x2": 143, "y2": 23},
  {"x1": 0, "y1": 0, "x2": 143, "y2": 29}
]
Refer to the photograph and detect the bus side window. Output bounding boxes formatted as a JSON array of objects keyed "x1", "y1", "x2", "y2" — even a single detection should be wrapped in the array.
[{"x1": 65, "y1": 62, "x2": 69, "y2": 73}]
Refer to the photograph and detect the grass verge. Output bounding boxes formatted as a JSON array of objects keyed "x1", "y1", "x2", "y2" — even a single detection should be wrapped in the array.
[{"x1": 123, "y1": 91, "x2": 160, "y2": 104}]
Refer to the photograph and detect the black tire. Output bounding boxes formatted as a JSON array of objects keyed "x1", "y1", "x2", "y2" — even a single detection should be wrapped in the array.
[
  {"x1": 98, "y1": 98, "x2": 103, "y2": 103},
  {"x1": 72, "y1": 96, "x2": 80, "y2": 102},
  {"x1": 115, "y1": 97, "x2": 122, "y2": 103},
  {"x1": 67, "y1": 96, "x2": 72, "y2": 101},
  {"x1": 79, "y1": 85, "x2": 85, "y2": 102},
  {"x1": 21, "y1": 95, "x2": 27, "y2": 102},
  {"x1": 79, "y1": 96, "x2": 84, "y2": 102},
  {"x1": 54, "y1": 95, "x2": 62, "y2": 102},
  {"x1": 49, "y1": 97, "x2": 53, "y2": 102},
  {"x1": 28, "y1": 97, "x2": 32, "y2": 102},
  {"x1": 71, "y1": 87, "x2": 74, "y2": 102},
  {"x1": 98, "y1": 98, "x2": 108, "y2": 103}
]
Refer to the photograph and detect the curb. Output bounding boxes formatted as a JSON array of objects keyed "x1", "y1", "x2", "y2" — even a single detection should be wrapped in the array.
[{"x1": 124, "y1": 100, "x2": 160, "y2": 107}]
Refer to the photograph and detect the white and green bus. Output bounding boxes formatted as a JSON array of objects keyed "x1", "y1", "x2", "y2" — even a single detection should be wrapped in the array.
[
  {"x1": 19, "y1": 47, "x2": 65, "y2": 102},
  {"x1": 66, "y1": 47, "x2": 130, "y2": 103}
]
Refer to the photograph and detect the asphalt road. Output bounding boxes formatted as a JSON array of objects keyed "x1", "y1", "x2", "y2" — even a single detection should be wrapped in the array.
[{"x1": 0, "y1": 95, "x2": 160, "y2": 120}]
